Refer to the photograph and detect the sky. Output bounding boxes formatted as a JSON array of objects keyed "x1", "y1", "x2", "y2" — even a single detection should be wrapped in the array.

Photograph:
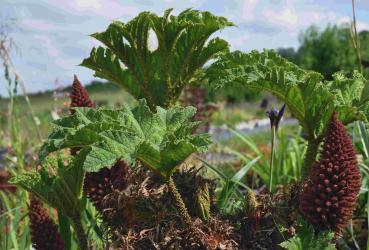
[{"x1": 1, "y1": 0, "x2": 369, "y2": 96}]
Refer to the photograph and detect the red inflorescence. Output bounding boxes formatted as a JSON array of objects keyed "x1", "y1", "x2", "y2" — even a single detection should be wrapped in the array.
[
  {"x1": 300, "y1": 113, "x2": 361, "y2": 233},
  {"x1": 69, "y1": 75, "x2": 131, "y2": 215},
  {"x1": 29, "y1": 196, "x2": 64, "y2": 250},
  {"x1": 70, "y1": 75, "x2": 93, "y2": 114},
  {"x1": 83, "y1": 160, "x2": 130, "y2": 212},
  {"x1": 69, "y1": 75, "x2": 94, "y2": 156}
]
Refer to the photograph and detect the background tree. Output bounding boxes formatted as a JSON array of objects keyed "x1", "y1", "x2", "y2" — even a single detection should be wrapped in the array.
[
  {"x1": 278, "y1": 25, "x2": 369, "y2": 79},
  {"x1": 277, "y1": 47, "x2": 297, "y2": 64},
  {"x1": 296, "y1": 25, "x2": 356, "y2": 79}
]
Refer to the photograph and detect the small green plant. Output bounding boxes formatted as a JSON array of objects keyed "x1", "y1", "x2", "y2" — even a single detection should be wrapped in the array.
[
  {"x1": 280, "y1": 218, "x2": 335, "y2": 250},
  {"x1": 199, "y1": 156, "x2": 260, "y2": 215},
  {"x1": 224, "y1": 126, "x2": 306, "y2": 190},
  {"x1": 81, "y1": 9, "x2": 233, "y2": 110}
]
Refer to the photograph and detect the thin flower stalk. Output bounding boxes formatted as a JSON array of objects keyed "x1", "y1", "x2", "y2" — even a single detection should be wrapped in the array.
[{"x1": 266, "y1": 104, "x2": 286, "y2": 192}]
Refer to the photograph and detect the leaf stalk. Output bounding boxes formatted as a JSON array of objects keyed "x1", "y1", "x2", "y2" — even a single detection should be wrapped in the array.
[
  {"x1": 301, "y1": 139, "x2": 320, "y2": 181},
  {"x1": 71, "y1": 215, "x2": 88, "y2": 250}
]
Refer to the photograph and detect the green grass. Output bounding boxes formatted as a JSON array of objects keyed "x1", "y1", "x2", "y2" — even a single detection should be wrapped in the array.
[
  {"x1": 0, "y1": 88, "x2": 136, "y2": 139},
  {"x1": 214, "y1": 123, "x2": 299, "y2": 152},
  {"x1": 0, "y1": 88, "x2": 135, "y2": 113},
  {"x1": 209, "y1": 123, "x2": 305, "y2": 191}
]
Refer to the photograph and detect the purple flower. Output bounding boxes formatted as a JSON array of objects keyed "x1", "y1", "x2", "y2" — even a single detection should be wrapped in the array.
[{"x1": 266, "y1": 104, "x2": 286, "y2": 129}]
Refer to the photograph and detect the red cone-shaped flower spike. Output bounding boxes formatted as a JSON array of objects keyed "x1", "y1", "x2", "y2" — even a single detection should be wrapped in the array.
[
  {"x1": 84, "y1": 160, "x2": 130, "y2": 212},
  {"x1": 29, "y1": 196, "x2": 64, "y2": 250},
  {"x1": 70, "y1": 75, "x2": 93, "y2": 114},
  {"x1": 69, "y1": 75, "x2": 93, "y2": 155},
  {"x1": 300, "y1": 113, "x2": 361, "y2": 233}
]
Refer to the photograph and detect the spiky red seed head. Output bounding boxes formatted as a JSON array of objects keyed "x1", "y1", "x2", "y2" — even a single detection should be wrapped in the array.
[
  {"x1": 300, "y1": 113, "x2": 361, "y2": 233},
  {"x1": 69, "y1": 75, "x2": 93, "y2": 155},
  {"x1": 29, "y1": 196, "x2": 64, "y2": 250},
  {"x1": 70, "y1": 75, "x2": 93, "y2": 114},
  {"x1": 83, "y1": 160, "x2": 130, "y2": 212}
]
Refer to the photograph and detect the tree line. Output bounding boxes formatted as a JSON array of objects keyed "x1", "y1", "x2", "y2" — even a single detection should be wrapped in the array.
[{"x1": 278, "y1": 24, "x2": 369, "y2": 79}]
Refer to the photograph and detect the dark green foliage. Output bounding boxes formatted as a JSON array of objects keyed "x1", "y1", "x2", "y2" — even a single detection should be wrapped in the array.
[
  {"x1": 297, "y1": 25, "x2": 356, "y2": 79},
  {"x1": 208, "y1": 83, "x2": 261, "y2": 103},
  {"x1": 277, "y1": 47, "x2": 298, "y2": 64},
  {"x1": 81, "y1": 9, "x2": 233, "y2": 109},
  {"x1": 278, "y1": 25, "x2": 369, "y2": 79}
]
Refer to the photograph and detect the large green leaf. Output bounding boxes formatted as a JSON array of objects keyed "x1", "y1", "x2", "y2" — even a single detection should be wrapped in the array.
[
  {"x1": 10, "y1": 152, "x2": 86, "y2": 218},
  {"x1": 81, "y1": 9, "x2": 233, "y2": 109},
  {"x1": 207, "y1": 50, "x2": 369, "y2": 141},
  {"x1": 39, "y1": 100, "x2": 210, "y2": 178}
]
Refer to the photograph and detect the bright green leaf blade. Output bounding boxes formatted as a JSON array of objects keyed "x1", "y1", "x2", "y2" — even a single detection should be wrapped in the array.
[{"x1": 39, "y1": 100, "x2": 211, "y2": 177}]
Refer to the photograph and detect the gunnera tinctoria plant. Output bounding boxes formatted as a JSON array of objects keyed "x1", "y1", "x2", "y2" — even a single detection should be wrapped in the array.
[
  {"x1": 29, "y1": 196, "x2": 64, "y2": 250},
  {"x1": 81, "y1": 8, "x2": 233, "y2": 110},
  {"x1": 69, "y1": 76, "x2": 131, "y2": 215},
  {"x1": 300, "y1": 113, "x2": 361, "y2": 234},
  {"x1": 70, "y1": 75, "x2": 94, "y2": 156}
]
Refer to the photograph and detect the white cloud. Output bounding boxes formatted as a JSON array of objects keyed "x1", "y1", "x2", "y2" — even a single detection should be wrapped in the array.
[
  {"x1": 262, "y1": 6, "x2": 298, "y2": 29},
  {"x1": 260, "y1": 0, "x2": 339, "y2": 31},
  {"x1": 52, "y1": 0, "x2": 139, "y2": 19},
  {"x1": 299, "y1": 11, "x2": 337, "y2": 26},
  {"x1": 226, "y1": 34, "x2": 250, "y2": 49},
  {"x1": 75, "y1": 0, "x2": 101, "y2": 10},
  {"x1": 22, "y1": 19, "x2": 66, "y2": 31},
  {"x1": 337, "y1": 16, "x2": 369, "y2": 31},
  {"x1": 55, "y1": 57, "x2": 78, "y2": 69},
  {"x1": 34, "y1": 36, "x2": 60, "y2": 57},
  {"x1": 242, "y1": 0, "x2": 259, "y2": 20}
]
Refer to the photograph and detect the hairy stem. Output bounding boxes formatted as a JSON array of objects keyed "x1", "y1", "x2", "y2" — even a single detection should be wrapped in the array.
[
  {"x1": 167, "y1": 176, "x2": 192, "y2": 226},
  {"x1": 71, "y1": 215, "x2": 88, "y2": 250},
  {"x1": 58, "y1": 212, "x2": 72, "y2": 250},
  {"x1": 301, "y1": 139, "x2": 320, "y2": 181},
  {"x1": 269, "y1": 126, "x2": 276, "y2": 193}
]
